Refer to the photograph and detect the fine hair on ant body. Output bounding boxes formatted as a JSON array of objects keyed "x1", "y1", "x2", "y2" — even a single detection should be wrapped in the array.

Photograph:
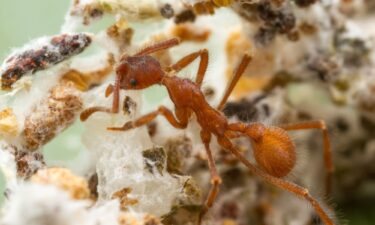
[{"x1": 80, "y1": 38, "x2": 335, "y2": 225}]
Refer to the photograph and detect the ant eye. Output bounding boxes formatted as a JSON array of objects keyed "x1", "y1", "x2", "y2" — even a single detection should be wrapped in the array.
[{"x1": 130, "y1": 78, "x2": 137, "y2": 87}]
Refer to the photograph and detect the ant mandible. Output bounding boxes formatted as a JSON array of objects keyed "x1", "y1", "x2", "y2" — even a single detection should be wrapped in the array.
[{"x1": 80, "y1": 38, "x2": 335, "y2": 225}]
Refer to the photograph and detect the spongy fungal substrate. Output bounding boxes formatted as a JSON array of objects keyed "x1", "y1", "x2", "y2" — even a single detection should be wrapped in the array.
[
  {"x1": 81, "y1": 82, "x2": 188, "y2": 217},
  {"x1": 1, "y1": 182, "x2": 121, "y2": 225},
  {"x1": 0, "y1": 144, "x2": 17, "y2": 190}
]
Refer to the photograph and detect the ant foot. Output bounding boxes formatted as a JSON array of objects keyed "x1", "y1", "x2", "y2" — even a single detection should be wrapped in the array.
[{"x1": 107, "y1": 121, "x2": 134, "y2": 131}]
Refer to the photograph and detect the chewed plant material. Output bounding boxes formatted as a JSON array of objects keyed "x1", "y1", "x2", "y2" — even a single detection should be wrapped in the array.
[
  {"x1": 0, "y1": 0, "x2": 375, "y2": 225},
  {"x1": 1, "y1": 33, "x2": 91, "y2": 90},
  {"x1": 22, "y1": 83, "x2": 83, "y2": 151}
]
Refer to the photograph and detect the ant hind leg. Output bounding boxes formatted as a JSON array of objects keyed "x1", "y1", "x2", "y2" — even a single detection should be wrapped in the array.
[
  {"x1": 217, "y1": 136, "x2": 336, "y2": 225},
  {"x1": 278, "y1": 120, "x2": 333, "y2": 195}
]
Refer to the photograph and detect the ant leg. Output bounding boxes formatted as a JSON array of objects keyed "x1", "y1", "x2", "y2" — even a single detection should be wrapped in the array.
[
  {"x1": 198, "y1": 131, "x2": 222, "y2": 224},
  {"x1": 278, "y1": 120, "x2": 333, "y2": 195},
  {"x1": 111, "y1": 73, "x2": 122, "y2": 113},
  {"x1": 167, "y1": 49, "x2": 209, "y2": 87},
  {"x1": 107, "y1": 106, "x2": 188, "y2": 131},
  {"x1": 80, "y1": 74, "x2": 122, "y2": 121},
  {"x1": 224, "y1": 130, "x2": 243, "y2": 139},
  {"x1": 80, "y1": 106, "x2": 112, "y2": 121},
  {"x1": 217, "y1": 136, "x2": 336, "y2": 225},
  {"x1": 217, "y1": 54, "x2": 252, "y2": 111},
  {"x1": 134, "y1": 38, "x2": 180, "y2": 56}
]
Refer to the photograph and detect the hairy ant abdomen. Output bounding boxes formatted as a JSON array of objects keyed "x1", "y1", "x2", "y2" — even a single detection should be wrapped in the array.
[{"x1": 251, "y1": 126, "x2": 296, "y2": 177}]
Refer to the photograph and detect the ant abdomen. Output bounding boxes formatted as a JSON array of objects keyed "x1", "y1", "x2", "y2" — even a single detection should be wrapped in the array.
[{"x1": 249, "y1": 126, "x2": 296, "y2": 177}]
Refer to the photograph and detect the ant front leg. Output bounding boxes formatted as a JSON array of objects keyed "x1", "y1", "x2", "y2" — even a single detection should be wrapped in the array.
[
  {"x1": 198, "y1": 130, "x2": 222, "y2": 224},
  {"x1": 278, "y1": 120, "x2": 333, "y2": 195},
  {"x1": 167, "y1": 49, "x2": 209, "y2": 87},
  {"x1": 107, "y1": 106, "x2": 188, "y2": 131},
  {"x1": 80, "y1": 73, "x2": 122, "y2": 121},
  {"x1": 217, "y1": 136, "x2": 336, "y2": 225}
]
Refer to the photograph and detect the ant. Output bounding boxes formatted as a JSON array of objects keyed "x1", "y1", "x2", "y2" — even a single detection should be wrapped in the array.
[{"x1": 80, "y1": 38, "x2": 335, "y2": 225}]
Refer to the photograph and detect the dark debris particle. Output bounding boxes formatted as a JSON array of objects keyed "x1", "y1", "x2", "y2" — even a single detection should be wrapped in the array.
[
  {"x1": 165, "y1": 136, "x2": 192, "y2": 174},
  {"x1": 335, "y1": 117, "x2": 350, "y2": 133},
  {"x1": 254, "y1": 27, "x2": 277, "y2": 46},
  {"x1": 252, "y1": 2, "x2": 296, "y2": 46},
  {"x1": 360, "y1": 116, "x2": 375, "y2": 133},
  {"x1": 122, "y1": 95, "x2": 137, "y2": 115},
  {"x1": 294, "y1": 0, "x2": 317, "y2": 7},
  {"x1": 160, "y1": 3, "x2": 174, "y2": 19},
  {"x1": 89, "y1": 8, "x2": 104, "y2": 18},
  {"x1": 142, "y1": 147, "x2": 166, "y2": 175},
  {"x1": 257, "y1": 2, "x2": 296, "y2": 34},
  {"x1": 287, "y1": 30, "x2": 300, "y2": 42},
  {"x1": 223, "y1": 95, "x2": 267, "y2": 122},
  {"x1": 88, "y1": 173, "x2": 98, "y2": 198},
  {"x1": 3, "y1": 189, "x2": 12, "y2": 200},
  {"x1": 220, "y1": 201, "x2": 240, "y2": 219},
  {"x1": 203, "y1": 87, "x2": 215, "y2": 99},
  {"x1": 174, "y1": 10, "x2": 196, "y2": 24},
  {"x1": 270, "y1": 11, "x2": 296, "y2": 34},
  {"x1": 337, "y1": 38, "x2": 370, "y2": 68},
  {"x1": 263, "y1": 71, "x2": 296, "y2": 92},
  {"x1": 147, "y1": 121, "x2": 157, "y2": 137},
  {"x1": 297, "y1": 111, "x2": 313, "y2": 120},
  {"x1": 1, "y1": 33, "x2": 92, "y2": 90},
  {"x1": 307, "y1": 55, "x2": 339, "y2": 81},
  {"x1": 14, "y1": 149, "x2": 46, "y2": 179},
  {"x1": 222, "y1": 167, "x2": 247, "y2": 189}
]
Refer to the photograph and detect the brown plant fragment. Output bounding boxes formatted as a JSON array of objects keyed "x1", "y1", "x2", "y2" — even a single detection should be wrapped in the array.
[
  {"x1": 160, "y1": 3, "x2": 174, "y2": 19},
  {"x1": 192, "y1": 1, "x2": 215, "y2": 15},
  {"x1": 0, "y1": 108, "x2": 19, "y2": 138},
  {"x1": 299, "y1": 22, "x2": 317, "y2": 35},
  {"x1": 171, "y1": 24, "x2": 211, "y2": 43},
  {"x1": 174, "y1": 9, "x2": 196, "y2": 24},
  {"x1": 88, "y1": 173, "x2": 99, "y2": 199},
  {"x1": 147, "y1": 121, "x2": 157, "y2": 137},
  {"x1": 222, "y1": 95, "x2": 268, "y2": 122},
  {"x1": 14, "y1": 148, "x2": 46, "y2": 179},
  {"x1": 294, "y1": 0, "x2": 317, "y2": 7},
  {"x1": 1, "y1": 33, "x2": 91, "y2": 90},
  {"x1": 60, "y1": 54, "x2": 115, "y2": 91},
  {"x1": 119, "y1": 212, "x2": 162, "y2": 225},
  {"x1": 123, "y1": 95, "x2": 137, "y2": 115},
  {"x1": 107, "y1": 19, "x2": 134, "y2": 51},
  {"x1": 112, "y1": 187, "x2": 139, "y2": 211},
  {"x1": 257, "y1": 2, "x2": 296, "y2": 34},
  {"x1": 31, "y1": 167, "x2": 90, "y2": 200},
  {"x1": 164, "y1": 136, "x2": 192, "y2": 174},
  {"x1": 142, "y1": 147, "x2": 166, "y2": 175},
  {"x1": 22, "y1": 83, "x2": 83, "y2": 150}
]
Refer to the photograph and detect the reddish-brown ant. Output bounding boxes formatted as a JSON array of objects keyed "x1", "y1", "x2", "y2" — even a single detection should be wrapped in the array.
[{"x1": 80, "y1": 38, "x2": 335, "y2": 225}]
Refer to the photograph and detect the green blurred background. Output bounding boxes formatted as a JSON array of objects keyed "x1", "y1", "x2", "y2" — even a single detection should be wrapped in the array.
[{"x1": 0, "y1": 1, "x2": 374, "y2": 224}]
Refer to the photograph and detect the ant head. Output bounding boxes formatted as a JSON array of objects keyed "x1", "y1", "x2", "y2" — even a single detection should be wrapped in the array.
[{"x1": 116, "y1": 55, "x2": 164, "y2": 90}]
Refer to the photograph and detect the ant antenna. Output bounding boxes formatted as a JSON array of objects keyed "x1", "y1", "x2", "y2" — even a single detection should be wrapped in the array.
[
  {"x1": 217, "y1": 54, "x2": 252, "y2": 111},
  {"x1": 134, "y1": 38, "x2": 180, "y2": 56}
]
